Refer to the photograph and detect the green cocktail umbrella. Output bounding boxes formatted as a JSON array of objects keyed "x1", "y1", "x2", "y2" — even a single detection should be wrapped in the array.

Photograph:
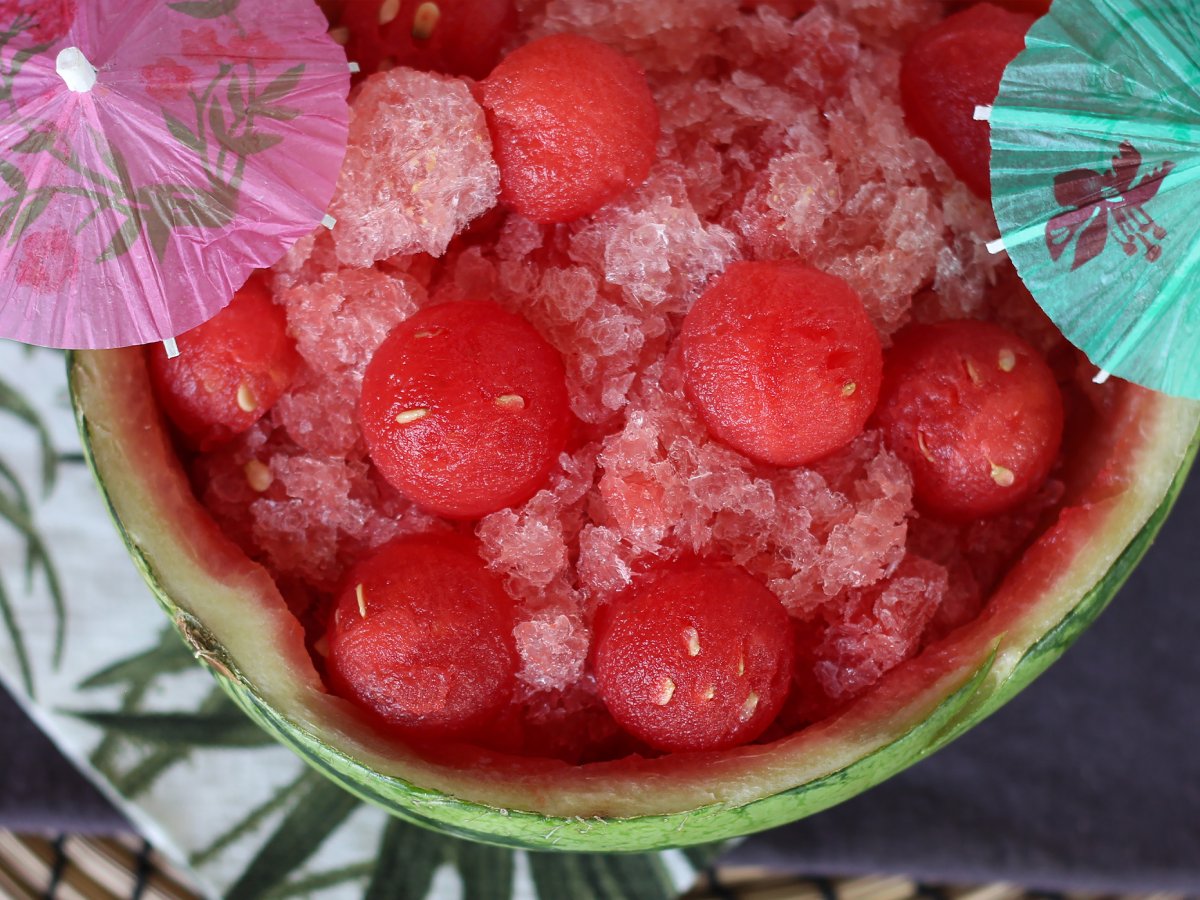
[{"x1": 986, "y1": 0, "x2": 1200, "y2": 398}]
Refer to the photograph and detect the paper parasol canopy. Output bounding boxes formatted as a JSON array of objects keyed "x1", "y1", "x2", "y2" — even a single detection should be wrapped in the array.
[
  {"x1": 988, "y1": 0, "x2": 1200, "y2": 398},
  {"x1": 0, "y1": 0, "x2": 350, "y2": 349}
]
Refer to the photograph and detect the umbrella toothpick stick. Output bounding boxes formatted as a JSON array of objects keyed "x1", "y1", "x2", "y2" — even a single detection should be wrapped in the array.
[
  {"x1": 55, "y1": 47, "x2": 97, "y2": 93},
  {"x1": 974, "y1": 105, "x2": 1012, "y2": 258}
]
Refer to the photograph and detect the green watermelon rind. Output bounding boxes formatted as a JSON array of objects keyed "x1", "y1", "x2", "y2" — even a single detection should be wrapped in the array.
[
  {"x1": 221, "y1": 634, "x2": 998, "y2": 851},
  {"x1": 68, "y1": 349, "x2": 1200, "y2": 852},
  {"x1": 926, "y1": 430, "x2": 1199, "y2": 754}
]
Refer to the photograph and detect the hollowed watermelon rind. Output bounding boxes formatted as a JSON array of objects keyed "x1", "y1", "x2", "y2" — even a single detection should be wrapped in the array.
[
  {"x1": 226, "y1": 628, "x2": 999, "y2": 851},
  {"x1": 68, "y1": 348, "x2": 1200, "y2": 853},
  {"x1": 926, "y1": 431, "x2": 1199, "y2": 754}
]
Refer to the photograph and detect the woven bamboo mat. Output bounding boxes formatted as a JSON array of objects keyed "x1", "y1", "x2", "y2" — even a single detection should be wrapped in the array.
[{"x1": 0, "y1": 832, "x2": 1190, "y2": 900}]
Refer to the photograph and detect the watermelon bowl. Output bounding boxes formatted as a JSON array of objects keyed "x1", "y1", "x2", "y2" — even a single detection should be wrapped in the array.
[
  {"x1": 63, "y1": 1, "x2": 1200, "y2": 859},
  {"x1": 68, "y1": 350, "x2": 1200, "y2": 851}
]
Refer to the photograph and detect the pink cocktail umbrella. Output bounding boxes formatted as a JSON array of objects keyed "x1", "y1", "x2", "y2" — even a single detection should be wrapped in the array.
[{"x1": 0, "y1": 0, "x2": 350, "y2": 349}]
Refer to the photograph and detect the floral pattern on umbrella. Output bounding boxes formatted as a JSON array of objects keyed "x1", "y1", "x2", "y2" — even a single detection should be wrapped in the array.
[
  {"x1": 0, "y1": 0, "x2": 350, "y2": 350},
  {"x1": 1046, "y1": 141, "x2": 1174, "y2": 272}
]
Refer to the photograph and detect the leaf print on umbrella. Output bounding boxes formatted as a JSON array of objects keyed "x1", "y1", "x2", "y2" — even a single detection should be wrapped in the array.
[
  {"x1": 0, "y1": 33, "x2": 51, "y2": 115},
  {"x1": 2, "y1": 52, "x2": 283, "y2": 270},
  {"x1": 1046, "y1": 141, "x2": 1174, "y2": 272}
]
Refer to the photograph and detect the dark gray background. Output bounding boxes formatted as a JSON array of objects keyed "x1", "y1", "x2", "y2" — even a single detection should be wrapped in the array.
[{"x1": 3, "y1": 473, "x2": 1197, "y2": 892}]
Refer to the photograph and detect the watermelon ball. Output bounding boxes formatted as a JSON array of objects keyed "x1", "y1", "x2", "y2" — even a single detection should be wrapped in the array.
[
  {"x1": 947, "y1": 0, "x2": 1049, "y2": 15},
  {"x1": 148, "y1": 274, "x2": 300, "y2": 452},
  {"x1": 324, "y1": 535, "x2": 518, "y2": 737},
  {"x1": 360, "y1": 301, "x2": 571, "y2": 519},
  {"x1": 334, "y1": 0, "x2": 517, "y2": 80},
  {"x1": 900, "y1": 4, "x2": 1037, "y2": 199},
  {"x1": 681, "y1": 261, "x2": 883, "y2": 467},
  {"x1": 477, "y1": 33, "x2": 659, "y2": 224},
  {"x1": 594, "y1": 561, "x2": 795, "y2": 753},
  {"x1": 875, "y1": 320, "x2": 1064, "y2": 521}
]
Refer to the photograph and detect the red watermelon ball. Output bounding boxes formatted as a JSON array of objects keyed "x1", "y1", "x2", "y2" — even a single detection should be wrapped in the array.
[{"x1": 478, "y1": 33, "x2": 660, "y2": 224}]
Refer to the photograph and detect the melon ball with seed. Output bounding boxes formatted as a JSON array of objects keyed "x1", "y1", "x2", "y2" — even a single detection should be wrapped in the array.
[
  {"x1": 681, "y1": 261, "x2": 883, "y2": 468},
  {"x1": 477, "y1": 33, "x2": 659, "y2": 224},
  {"x1": 875, "y1": 320, "x2": 1064, "y2": 521},
  {"x1": 324, "y1": 534, "x2": 518, "y2": 737},
  {"x1": 360, "y1": 301, "x2": 572, "y2": 519},
  {"x1": 148, "y1": 274, "x2": 300, "y2": 451},
  {"x1": 594, "y1": 561, "x2": 795, "y2": 753},
  {"x1": 335, "y1": 0, "x2": 517, "y2": 79}
]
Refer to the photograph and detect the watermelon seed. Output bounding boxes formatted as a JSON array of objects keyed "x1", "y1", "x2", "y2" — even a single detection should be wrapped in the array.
[
  {"x1": 736, "y1": 655, "x2": 745, "y2": 676},
  {"x1": 314, "y1": 635, "x2": 330, "y2": 658},
  {"x1": 739, "y1": 692, "x2": 759, "y2": 721},
  {"x1": 414, "y1": 328, "x2": 444, "y2": 339},
  {"x1": 355, "y1": 583, "x2": 367, "y2": 617},
  {"x1": 655, "y1": 677, "x2": 676, "y2": 705},
  {"x1": 998, "y1": 348, "x2": 1016, "y2": 372},
  {"x1": 841, "y1": 381, "x2": 857, "y2": 397},
  {"x1": 495, "y1": 394, "x2": 526, "y2": 410},
  {"x1": 990, "y1": 461, "x2": 1015, "y2": 487},
  {"x1": 917, "y1": 430, "x2": 935, "y2": 462},
  {"x1": 683, "y1": 627, "x2": 700, "y2": 657},
  {"x1": 243, "y1": 459, "x2": 273, "y2": 492},
  {"x1": 412, "y1": 1, "x2": 440, "y2": 40},
  {"x1": 701, "y1": 685, "x2": 716, "y2": 700},
  {"x1": 378, "y1": 0, "x2": 400, "y2": 25},
  {"x1": 236, "y1": 383, "x2": 258, "y2": 413},
  {"x1": 963, "y1": 357, "x2": 982, "y2": 386},
  {"x1": 396, "y1": 407, "x2": 429, "y2": 424}
]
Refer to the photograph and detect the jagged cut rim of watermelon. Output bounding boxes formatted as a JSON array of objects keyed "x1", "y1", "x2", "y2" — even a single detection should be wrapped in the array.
[{"x1": 69, "y1": 348, "x2": 1200, "y2": 851}]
